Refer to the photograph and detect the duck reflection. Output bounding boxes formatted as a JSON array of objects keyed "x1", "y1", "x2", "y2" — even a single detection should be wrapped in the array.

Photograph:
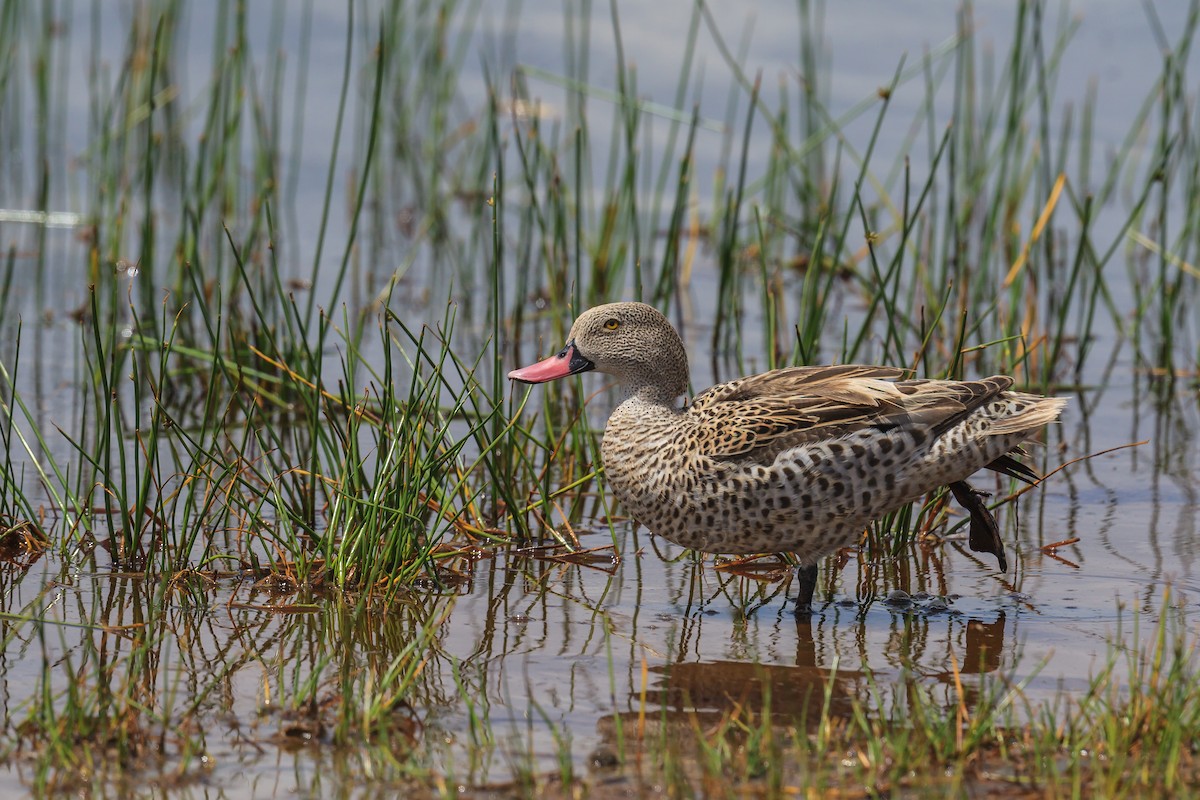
[{"x1": 634, "y1": 610, "x2": 1006, "y2": 719}]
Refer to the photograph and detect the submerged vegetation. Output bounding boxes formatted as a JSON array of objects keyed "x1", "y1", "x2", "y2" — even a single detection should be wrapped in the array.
[{"x1": 0, "y1": 0, "x2": 1198, "y2": 794}]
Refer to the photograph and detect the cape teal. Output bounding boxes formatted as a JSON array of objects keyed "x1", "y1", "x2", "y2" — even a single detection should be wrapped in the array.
[{"x1": 510, "y1": 302, "x2": 1066, "y2": 611}]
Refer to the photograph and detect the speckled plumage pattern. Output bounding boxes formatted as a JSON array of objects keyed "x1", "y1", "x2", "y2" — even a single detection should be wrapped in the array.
[{"x1": 511, "y1": 302, "x2": 1067, "y2": 580}]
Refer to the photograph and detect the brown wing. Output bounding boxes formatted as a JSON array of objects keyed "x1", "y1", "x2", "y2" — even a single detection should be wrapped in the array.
[{"x1": 687, "y1": 365, "x2": 1014, "y2": 465}]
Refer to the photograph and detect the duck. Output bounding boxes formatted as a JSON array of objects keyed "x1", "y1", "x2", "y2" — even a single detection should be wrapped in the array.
[{"x1": 509, "y1": 301, "x2": 1066, "y2": 611}]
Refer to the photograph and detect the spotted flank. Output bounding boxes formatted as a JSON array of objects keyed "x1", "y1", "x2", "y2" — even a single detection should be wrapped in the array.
[{"x1": 510, "y1": 301, "x2": 1067, "y2": 609}]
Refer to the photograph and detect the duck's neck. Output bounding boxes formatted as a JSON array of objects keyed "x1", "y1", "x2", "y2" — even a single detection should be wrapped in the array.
[
  {"x1": 612, "y1": 357, "x2": 688, "y2": 406},
  {"x1": 604, "y1": 386, "x2": 684, "y2": 445},
  {"x1": 605, "y1": 386, "x2": 685, "y2": 462},
  {"x1": 618, "y1": 380, "x2": 684, "y2": 409}
]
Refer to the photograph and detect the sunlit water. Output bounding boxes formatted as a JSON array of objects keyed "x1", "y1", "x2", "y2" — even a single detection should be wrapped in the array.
[{"x1": 2, "y1": 0, "x2": 1199, "y2": 794}]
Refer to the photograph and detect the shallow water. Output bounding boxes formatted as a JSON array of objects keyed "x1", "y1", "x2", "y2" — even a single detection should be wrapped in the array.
[
  {"x1": 2, "y1": 0, "x2": 1199, "y2": 794},
  {"x1": 0, "y1": 453, "x2": 1189, "y2": 794}
]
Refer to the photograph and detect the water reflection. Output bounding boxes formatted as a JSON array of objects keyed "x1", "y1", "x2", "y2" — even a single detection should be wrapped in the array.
[
  {"x1": 583, "y1": 585, "x2": 1013, "y2": 781},
  {"x1": 0, "y1": 499, "x2": 1189, "y2": 794},
  {"x1": 410, "y1": 532, "x2": 1044, "y2": 782},
  {"x1": 0, "y1": 560, "x2": 458, "y2": 786},
  {"x1": 646, "y1": 610, "x2": 1006, "y2": 711}
]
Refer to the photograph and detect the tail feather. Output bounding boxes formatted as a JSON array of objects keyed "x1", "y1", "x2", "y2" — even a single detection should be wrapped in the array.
[
  {"x1": 980, "y1": 393, "x2": 1066, "y2": 484},
  {"x1": 987, "y1": 395, "x2": 1068, "y2": 436}
]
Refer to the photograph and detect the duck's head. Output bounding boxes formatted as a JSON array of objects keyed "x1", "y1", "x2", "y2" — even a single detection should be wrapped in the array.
[{"x1": 509, "y1": 302, "x2": 689, "y2": 400}]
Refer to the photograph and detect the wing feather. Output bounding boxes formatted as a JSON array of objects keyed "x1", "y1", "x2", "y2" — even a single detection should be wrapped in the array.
[{"x1": 687, "y1": 365, "x2": 1015, "y2": 464}]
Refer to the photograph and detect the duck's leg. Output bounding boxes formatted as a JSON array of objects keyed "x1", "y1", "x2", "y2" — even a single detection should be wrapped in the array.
[
  {"x1": 794, "y1": 562, "x2": 819, "y2": 614},
  {"x1": 948, "y1": 480, "x2": 1008, "y2": 573}
]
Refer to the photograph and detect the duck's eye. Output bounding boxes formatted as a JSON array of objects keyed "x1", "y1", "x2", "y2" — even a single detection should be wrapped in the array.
[{"x1": 603, "y1": 318, "x2": 620, "y2": 330}]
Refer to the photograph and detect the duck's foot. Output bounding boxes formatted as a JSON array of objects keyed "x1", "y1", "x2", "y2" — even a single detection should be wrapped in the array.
[
  {"x1": 948, "y1": 480, "x2": 1008, "y2": 573},
  {"x1": 794, "y1": 562, "x2": 819, "y2": 614}
]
